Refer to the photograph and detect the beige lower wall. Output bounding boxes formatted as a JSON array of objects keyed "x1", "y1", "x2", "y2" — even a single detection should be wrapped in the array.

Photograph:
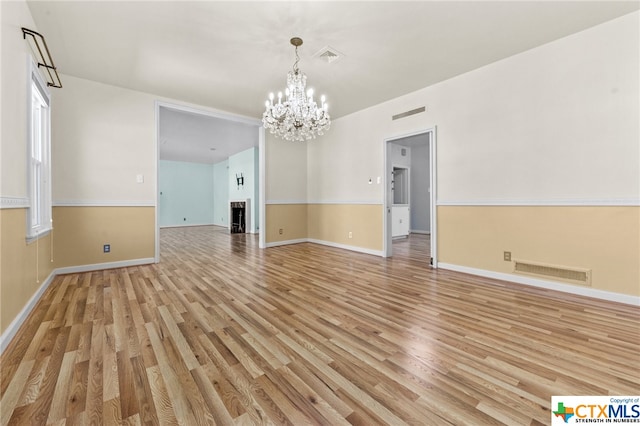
[
  {"x1": 0, "y1": 208, "x2": 54, "y2": 334},
  {"x1": 307, "y1": 204, "x2": 383, "y2": 251},
  {"x1": 265, "y1": 204, "x2": 383, "y2": 252},
  {"x1": 265, "y1": 204, "x2": 308, "y2": 243},
  {"x1": 52, "y1": 206, "x2": 155, "y2": 268},
  {"x1": 438, "y1": 205, "x2": 640, "y2": 297}
]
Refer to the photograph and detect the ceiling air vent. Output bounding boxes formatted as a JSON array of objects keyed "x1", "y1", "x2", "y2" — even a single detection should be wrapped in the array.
[
  {"x1": 513, "y1": 259, "x2": 591, "y2": 286},
  {"x1": 313, "y1": 46, "x2": 344, "y2": 64}
]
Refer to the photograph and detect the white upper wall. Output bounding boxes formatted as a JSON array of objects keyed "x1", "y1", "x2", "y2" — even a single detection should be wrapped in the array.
[
  {"x1": 307, "y1": 11, "x2": 639, "y2": 204},
  {"x1": 52, "y1": 74, "x2": 157, "y2": 204},
  {"x1": 306, "y1": 112, "x2": 382, "y2": 204},
  {"x1": 265, "y1": 134, "x2": 307, "y2": 203},
  {"x1": 52, "y1": 74, "x2": 262, "y2": 205},
  {"x1": 0, "y1": 0, "x2": 38, "y2": 199}
]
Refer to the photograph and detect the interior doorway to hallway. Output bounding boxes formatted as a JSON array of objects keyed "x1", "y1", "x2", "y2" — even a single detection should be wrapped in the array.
[{"x1": 383, "y1": 129, "x2": 437, "y2": 266}]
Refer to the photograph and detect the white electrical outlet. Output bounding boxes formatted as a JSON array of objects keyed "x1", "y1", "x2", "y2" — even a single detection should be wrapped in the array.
[{"x1": 348, "y1": 231, "x2": 353, "y2": 239}]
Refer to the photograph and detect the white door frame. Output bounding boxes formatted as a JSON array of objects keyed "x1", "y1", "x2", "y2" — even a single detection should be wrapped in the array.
[
  {"x1": 258, "y1": 126, "x2": 266, "y2": 249},
  {"x1": 154, "y1": 101, "x2": 264, "y2": 262},
  {"x1": 383, "y1": 127, "x2": 437, "y2": 266}
]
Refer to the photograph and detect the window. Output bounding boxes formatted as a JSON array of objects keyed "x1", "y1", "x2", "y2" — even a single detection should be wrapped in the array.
[{"x1": 27, "y1": 60, "x2": 52, "y2": 240}]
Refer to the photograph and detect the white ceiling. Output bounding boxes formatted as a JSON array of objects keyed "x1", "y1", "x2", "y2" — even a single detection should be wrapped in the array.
[
  {"x1": 159, "y1": 107, "x2": 259, "y2": 164},
  {"x1": 26, "y1": 1, "x2": 639, "y2": 163}
]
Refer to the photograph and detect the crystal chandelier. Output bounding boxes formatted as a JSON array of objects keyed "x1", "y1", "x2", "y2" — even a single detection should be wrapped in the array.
[{"x1": 263, "y1": 37, "x2": 330, "y2": 141}]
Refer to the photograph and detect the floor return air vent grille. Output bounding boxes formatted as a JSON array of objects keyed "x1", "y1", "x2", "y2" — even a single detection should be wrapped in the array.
[{"x1": 513, "y1": 260, "x2": 591, "y2": 286}]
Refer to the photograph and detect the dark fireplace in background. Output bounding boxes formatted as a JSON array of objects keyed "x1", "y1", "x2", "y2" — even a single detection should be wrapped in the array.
[{"x1": 230, "y1": 201, "x2": 246, "y2": 233}]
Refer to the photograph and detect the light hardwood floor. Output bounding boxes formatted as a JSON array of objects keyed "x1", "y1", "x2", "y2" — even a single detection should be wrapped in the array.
[{"x1": 1, "y1": 226, "x2": 639, "y2": 425}]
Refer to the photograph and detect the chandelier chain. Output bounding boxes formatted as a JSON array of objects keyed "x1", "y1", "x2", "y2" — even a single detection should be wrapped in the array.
[{"x1": 293, "y1": 45, "x2": 300, "y2": 74}]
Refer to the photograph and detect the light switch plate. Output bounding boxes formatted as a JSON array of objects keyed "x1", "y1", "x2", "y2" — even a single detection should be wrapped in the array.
[{"x1": 136, "y1": 174, "x2": 144, "y2": 183}]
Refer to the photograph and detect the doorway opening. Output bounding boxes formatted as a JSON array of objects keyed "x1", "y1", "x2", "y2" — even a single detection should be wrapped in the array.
[
  {"x1": 383, "y1": 129, "x2": 437, "y2": 266},
  {"x1": 154, "y1": 101, "x2": 265, "y2": 262}
]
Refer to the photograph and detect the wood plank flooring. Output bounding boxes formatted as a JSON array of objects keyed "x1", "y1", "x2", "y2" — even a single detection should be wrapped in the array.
[{"x1": 1, "y1": 226, "x2": 639, "y2": 425}]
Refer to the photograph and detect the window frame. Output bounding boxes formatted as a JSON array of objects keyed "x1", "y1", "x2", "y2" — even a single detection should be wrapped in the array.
[{"x1": 26, "y1": 58, "x2": 52, "y2": 242}]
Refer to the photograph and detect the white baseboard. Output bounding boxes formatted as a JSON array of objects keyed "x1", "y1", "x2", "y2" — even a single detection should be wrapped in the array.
[
  {"x1": 0, "y1": 271, "x2": 56, "y2": 354},
  {"x1": 159, "y1": 223, "x2": 214, "y2": 229},
  {"x1": 436, "y1": 198, "x2": 640, "y2": 206},
  {"x1": 55, "y1": 258, "x2": 155, "y2": 275},
  {"x1": 161, "y1": 224, "x2": 257, "y2": 234},
  {"x1": 307, "y1": 239, "x2": 384, "y2": 257},
  {"x1": 53, "y1": 200, "x2": 155, "y2": 207},
  {"x1": 438, "y1": 262, "x2": 639, "y2": 306},
  {"x1": 265, "y1": 238, "x2": 308, "y2": 248},
  {"x1": 410, "y1": 229, "x2": 431, "y2": 235},
  {"x1": 266, "y1": 238, "x2": 384, "y2": 257}
]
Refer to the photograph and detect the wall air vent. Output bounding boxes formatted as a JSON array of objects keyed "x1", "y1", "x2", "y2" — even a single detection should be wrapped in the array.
[
  {"x1": 392, "y1": 107, "x2": 425, "y2": 121},
  {"x1": 313, "y1": 46, "x2": 344, "y2": 64},
  {"x1": 513, "y1": 259, "x2": 591, "y2": 286}
]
